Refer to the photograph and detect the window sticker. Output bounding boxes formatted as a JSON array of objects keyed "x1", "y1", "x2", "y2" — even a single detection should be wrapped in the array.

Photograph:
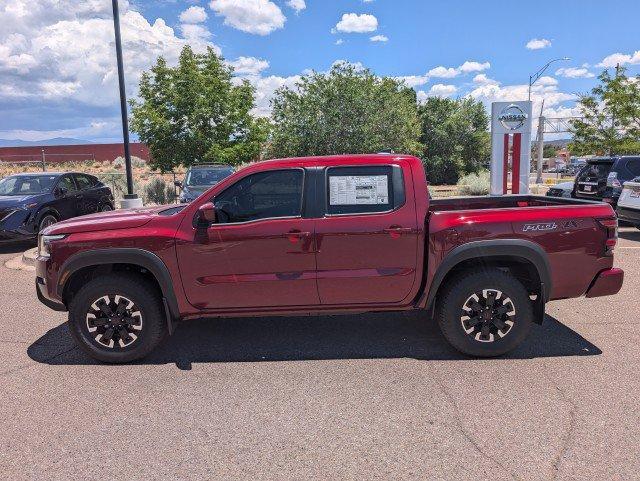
[{"x1": 329, "y1": 175, "x2": 389, "y2": 205}]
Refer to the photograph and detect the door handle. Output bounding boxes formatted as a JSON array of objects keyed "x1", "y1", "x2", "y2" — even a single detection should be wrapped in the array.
[
  {"x1": 286, "y1": 229, "x2": 311, "y2": 243},
  {"x1": 383, "y1": 226, "x2": 412, "y2": 239}
]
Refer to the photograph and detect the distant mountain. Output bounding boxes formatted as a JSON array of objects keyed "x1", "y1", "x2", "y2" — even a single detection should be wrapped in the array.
[
  {"x1": 0, "y1": 137, "x2": 93, "y2": 147},
  {"x1": 544, "y1": 138, "x2": 571, "y2": 149}
]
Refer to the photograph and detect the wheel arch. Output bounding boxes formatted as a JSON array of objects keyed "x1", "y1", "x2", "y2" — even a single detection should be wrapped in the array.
[
  {"x1": 424, "y1": 240, "x2": 551, "y2": 323},
  {"x1": 59, "y1": 249, "x2": 180, "y2": 332}
]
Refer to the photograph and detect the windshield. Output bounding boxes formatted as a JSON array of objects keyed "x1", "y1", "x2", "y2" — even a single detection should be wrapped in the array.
[
  {"x1": 0, "y1": 175, "x2": 58, "y2": 196},
  {"x1": 185, "y1": 168, "x2": 234, "y2": 187}
]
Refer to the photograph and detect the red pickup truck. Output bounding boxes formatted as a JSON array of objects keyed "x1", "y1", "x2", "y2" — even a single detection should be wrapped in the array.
[{"x1": 35, "y1": 154, "x2": 623, "y2": 363}]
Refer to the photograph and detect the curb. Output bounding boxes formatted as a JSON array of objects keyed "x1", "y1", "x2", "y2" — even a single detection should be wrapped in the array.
[{"x1": 22, "y1": 247, "x2": 38, "y2": 267}]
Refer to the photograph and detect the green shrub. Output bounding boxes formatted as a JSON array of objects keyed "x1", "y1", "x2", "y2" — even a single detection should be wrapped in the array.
[
  {"x1": 144, "y1": 177, "x2": 170, "y2": 205},
  {"x1": 457, "y1": 170, "x2": 490, "y2": 196},
  {"x1": 422, "y1": 156, "x2": 462, "y2": 185}
]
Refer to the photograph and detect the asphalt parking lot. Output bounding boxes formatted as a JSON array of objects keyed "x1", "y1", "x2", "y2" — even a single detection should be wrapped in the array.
[{"x1": 1, "y1": 231, "x2": 639, "y2": 481}]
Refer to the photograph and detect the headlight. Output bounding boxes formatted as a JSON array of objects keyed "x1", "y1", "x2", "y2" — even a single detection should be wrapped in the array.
[{"x1": 37, "y1": 234, "x2": 66, "y2": 259}]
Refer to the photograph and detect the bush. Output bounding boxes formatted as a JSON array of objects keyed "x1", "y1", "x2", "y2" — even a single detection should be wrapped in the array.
[
  {"x1": 422, "y1": 156, "x2": 462, "y2": 185},
  {"x1": 113, "y1": 156, "x2": 146, "y2": 170},
  {"x1": 457, "y1": 170, "x2": 490, "y2": 196},
  {"x1": 144, "y1": 177, "x2": 170, "y2": 205}
]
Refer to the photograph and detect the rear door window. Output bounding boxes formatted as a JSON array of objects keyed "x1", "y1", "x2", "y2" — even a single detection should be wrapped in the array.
[
  {"x1": 74, "y1": 174, "x2": 93, "y2": 190},
  {"x1": 326, "y1": 165, "x2": 403, "y2": 215},
  {"x1": 625, "y1": 159, "x2": 640, "y2": 177}
]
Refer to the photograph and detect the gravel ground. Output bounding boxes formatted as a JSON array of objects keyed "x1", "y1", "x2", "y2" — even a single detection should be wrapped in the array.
[{"x1": 0, "y1": 230, "x2": 639, "y2": 481}]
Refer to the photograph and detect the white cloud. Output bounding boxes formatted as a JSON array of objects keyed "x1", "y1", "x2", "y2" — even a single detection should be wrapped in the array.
[
  {"x1": 228, "y1": 56, "x2": 269, "y2": 75},
  {"x1": 396, "y1": 75, "x2": 429, "y2": 88},
  {"x1": 555, "y1": 67, "x2": 594, "y2": 78},
  {"x1": 179, "y1": 6, "x2": 208, "y2": 24},
  {"x1": 458, "y1": 61, "x2": 490, "y2": 73},
  {"x1": 286, "y1": 0, "x2": 306, "y2": 13},
  {"x1": 597, "y1": 50, "x2": 640, "y2": 68},
  {"x1": 370, "y1": 34, "x2": 388, "y2": 43},
  {"x1": 427, "y1": 66, "x2": 459, "y2": 78},
  {"x1": 335, "y1": 13, "x2": 378, "y2": 33},
  {"x1": 238, "y1": 74, "x2": 301, "y2": 116},
  {"x1": 0, "y1": 0, "x2": 221, "y2": 140},
  {"x1": 335, "y1": 39, "x2": 344, "y2": 45},
  {"x1": 428, "y1": 84, "x2": 458, "y2": 97},
  {"x1": 473, "y1": 73, "x2": 498, "y2": 85},
  {"x1": 526, "y1": 38, "x2": 552, "y2": 50},
  {"x1": 209, "y1": 0, "x2": 286, "y2": 35}
]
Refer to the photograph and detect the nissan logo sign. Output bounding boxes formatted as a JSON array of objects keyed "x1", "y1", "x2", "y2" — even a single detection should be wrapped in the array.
[{"x1": 498, "y1": 104, "x2": 528, "y2": 130}]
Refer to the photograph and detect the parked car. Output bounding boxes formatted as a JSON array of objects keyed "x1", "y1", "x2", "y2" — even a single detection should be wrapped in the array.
[
  {"x1": 616, "y1": 177, "x2": 640, "y2": 228},
  {"x1": 546, "y1": 181, "x2": 574, "y2": 198},
  {"x1": 176, "y1": 164, "x2": 235, "y2": 203},
  {"x1": 0, "y1": 172, "x2": 114, "y2": 242},
  {"x1": 35, "y1": 154, "x2": 623, "y2": 363},
  {"x1": 574, "y1": 156, "x2": 640, "y2": 206}
]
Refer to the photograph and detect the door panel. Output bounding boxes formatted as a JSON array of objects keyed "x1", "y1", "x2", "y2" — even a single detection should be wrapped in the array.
[
  {"x1": 177, "y1": 218, "x2": 318, "y2": 309},
  {"x1": 74, "y1": 174, "x2": 98, "y2": 214},
  {"x1": 315, "y1": 163, "x2": 419, "y2": 305},
  {"x1": 176, "y1": 168, "x2": 319, "y2": 310},
  {"x1": 53, "y1": 175, "x2": 79, "y2": 220}
]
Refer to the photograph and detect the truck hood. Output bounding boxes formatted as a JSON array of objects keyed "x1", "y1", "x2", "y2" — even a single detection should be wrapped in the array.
[{"x1": 44, "y1": 205, "x2": 172, "y2": 235}]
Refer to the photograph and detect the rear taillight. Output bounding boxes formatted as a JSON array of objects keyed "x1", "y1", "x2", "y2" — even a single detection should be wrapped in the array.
[
  {"x1": 597, "y1": 217, "x2": 618, "y2": 252},
  {"x1": 607, "y1": 171, "x2": 622, "y2": 188}
]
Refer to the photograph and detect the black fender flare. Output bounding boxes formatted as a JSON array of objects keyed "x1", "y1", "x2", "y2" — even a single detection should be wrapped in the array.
[
  {"x1": 424, "y1": 239, "x2": 552, "y2": 312},
  {"x1": 58, "y1": 248, "x2": 180, "y2": 329}
]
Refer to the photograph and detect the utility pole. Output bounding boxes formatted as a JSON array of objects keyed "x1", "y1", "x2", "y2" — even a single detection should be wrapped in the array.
[
  {"x1": 536, "y1": 100, "x2": 545, "y2": 184},
  {"x1": 111, "y1": 0, "x2": 142, "y2": 208}
]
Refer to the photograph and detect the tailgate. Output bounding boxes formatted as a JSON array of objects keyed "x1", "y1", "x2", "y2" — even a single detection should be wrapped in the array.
[
  {"x1": 576, "y1": 161, "x2": 613, "y2": 197},
  {"x1": 618, "y1": 181, "x2": 640, "y2": 208}
]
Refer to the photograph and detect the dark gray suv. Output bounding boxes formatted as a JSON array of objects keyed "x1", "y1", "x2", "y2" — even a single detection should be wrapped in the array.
[{"x1": 176, "y1": 164, "x2": 235, "y2": 203}]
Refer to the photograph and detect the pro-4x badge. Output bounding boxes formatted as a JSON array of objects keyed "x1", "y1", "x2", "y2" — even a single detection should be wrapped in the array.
[{"x1": 522, "y1": 222, "x2": 557, "y2": 232}]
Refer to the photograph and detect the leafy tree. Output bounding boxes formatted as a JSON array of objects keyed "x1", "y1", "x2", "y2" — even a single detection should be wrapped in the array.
[
  {"x1": 570, "y1": 67, "x2": 640, "y2": 156},
  {"x1": 418, "y1": 97, "x2": 490, "y2": 184},
  {"x1": 543, "y1": 144, "x2": 558, "y2": 158},
  {"x1": 267, "y1": 63, "x2": 421, "y2": 158},
  {"x1": 130, "y1": 46, "x2": 268, "y2": 172}
]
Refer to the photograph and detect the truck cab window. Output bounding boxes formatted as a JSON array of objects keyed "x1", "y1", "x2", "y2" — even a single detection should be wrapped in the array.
[
  {"x1": 327, "y1": 165, "x2": 400, "y2": 215},
  {"x1": 214, "y1": 169, "x2": 304, "y2": 224}
]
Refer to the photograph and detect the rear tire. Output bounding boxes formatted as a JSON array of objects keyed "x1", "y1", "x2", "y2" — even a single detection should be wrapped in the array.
[
  {"x1": 436, "y1": 268, "x2": 533, "y2": 357},
  {"x1": 68, "y1": 273, "x2": 167, "y2": 363}
]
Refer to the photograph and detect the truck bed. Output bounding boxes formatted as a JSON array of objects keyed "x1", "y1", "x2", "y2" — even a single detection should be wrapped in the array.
[{"x1": 428, "y1": 194, "x2": 602, "y2": 213}]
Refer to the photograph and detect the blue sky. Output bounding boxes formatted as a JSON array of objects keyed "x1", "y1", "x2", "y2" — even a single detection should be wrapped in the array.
[{"x1": 1, "y1": 0, "x2": 639, "y2": 143}]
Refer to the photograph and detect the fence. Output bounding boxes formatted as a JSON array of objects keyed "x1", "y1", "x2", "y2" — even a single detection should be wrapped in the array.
[
  {"x1": 0, "y1": 155, "x2": 187, "y2": 205},
  {"x1": 0, "y1": 152, "x2": 97, "y2": 171},
  {"x1": 98, "y1": 171, "x2": 186, "y2": 204}
]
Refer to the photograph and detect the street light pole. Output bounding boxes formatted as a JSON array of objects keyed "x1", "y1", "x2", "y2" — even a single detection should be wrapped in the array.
[
  {"x1": 111, "y1": 0, "x2": 141, "y2": 207},
  {"x1": 528, "y1": 57, "x2": 571, "y2": 100}
]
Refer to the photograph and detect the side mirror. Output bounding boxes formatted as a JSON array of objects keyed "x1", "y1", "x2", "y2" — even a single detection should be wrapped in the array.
[
  {"x1": 174, "y1": 180, "x2": 183, "y2": 188},
  {"x1": 197, "y1": 202, "x2": 217, "y2": 225}
]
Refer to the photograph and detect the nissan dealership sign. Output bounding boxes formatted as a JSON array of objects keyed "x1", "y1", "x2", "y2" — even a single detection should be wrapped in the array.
[
  {"x1": 490, "y1": 101, "x2": 533, "y2": 195},
  {"x1": 498, "y1": 104, "x2": 529, "y2": 131}
]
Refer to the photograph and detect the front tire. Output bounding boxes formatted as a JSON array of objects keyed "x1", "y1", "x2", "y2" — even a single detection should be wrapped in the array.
[
  {"x1": 68, "y1": 274, "x2": 167, "y2": 363},
  {"x1": 436, "y1": 268, "x2": 533, "y2": 357},
  {"x1": 38, "y1": 213, "x2": 58, "y2": 232}
]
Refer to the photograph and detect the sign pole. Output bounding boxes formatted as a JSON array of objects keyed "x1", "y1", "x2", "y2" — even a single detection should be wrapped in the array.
[
  {"x1": 490, "y1": 101, "x2": 533, "y2": 195},
  {"x1": 111, "y1": 0, "x2": 142, "y2": 208}
]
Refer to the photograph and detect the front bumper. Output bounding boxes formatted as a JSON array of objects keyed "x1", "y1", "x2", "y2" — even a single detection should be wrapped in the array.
[
  {"x1": 585, "y1": 268, "x2": 624, "y2": 298},
  {"x1": 616, "y1": 205, "x2": 640, "y2": 225},
  {"x1": 36, "y1": 277, "x2": 66, "y2": 311}
]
